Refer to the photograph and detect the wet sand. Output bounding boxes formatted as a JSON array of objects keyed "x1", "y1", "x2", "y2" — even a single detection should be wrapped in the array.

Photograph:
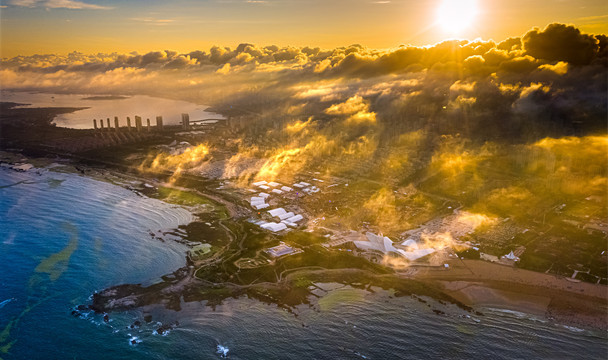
[{"x1": 408, "y1": 260, "x2": 608, "y2": 330}]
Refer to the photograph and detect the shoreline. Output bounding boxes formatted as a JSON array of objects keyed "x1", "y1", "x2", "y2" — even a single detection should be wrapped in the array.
[
  {"x1": 408, "y1": 260, "x2": 608, "y2": 331},
  {"x1": 1, "y1": 151, "x2": 606, "y2": 332}
]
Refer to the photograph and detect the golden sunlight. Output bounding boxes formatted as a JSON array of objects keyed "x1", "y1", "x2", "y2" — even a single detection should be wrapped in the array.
[{"x1": 436, "y1": 0, "x2": 479, "y2": 35}]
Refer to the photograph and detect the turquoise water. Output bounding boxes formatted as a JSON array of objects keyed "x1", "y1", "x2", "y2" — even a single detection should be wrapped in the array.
[{"x1": 1, "y1": 166, "x2": 607, "y2": 359}]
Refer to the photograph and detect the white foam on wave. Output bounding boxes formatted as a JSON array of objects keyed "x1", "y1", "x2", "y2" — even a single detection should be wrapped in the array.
[
  {"x1": 3, "y1": 232, "x2": 16, "y2": 245},
  {"x1": 216, "y1": 345, "x2": 229, "y2": 357},
  {"x1": 487, "y1": 308, "x2": 528, "y2": 318},
  {"x1": 562, "y1": 325, "x2": 586, "y2": 333},
  {"x1": 486, "y1": 307, "x2": 547, "y2": 323},
  {"x1": 0, "y1": 298, "x2": 15, "y2": 308},
  {"x1": 128, "y1": 336, "x2": 142, "y2": 346}
]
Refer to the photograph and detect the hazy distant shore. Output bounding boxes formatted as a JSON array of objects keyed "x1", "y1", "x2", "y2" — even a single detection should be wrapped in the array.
[{"x1": 80, "y1": 95, "x2": 130, "y2": 101}]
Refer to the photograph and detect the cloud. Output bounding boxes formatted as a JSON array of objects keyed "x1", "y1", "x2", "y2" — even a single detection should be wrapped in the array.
[
  {"x1": 577, "y1": 14, "x2": 608, "y2": 22},
  {"x1": 139, "y1": 144, "x2": 211, "y2": 184},
  {"x1": 8, "y1": 0, "x2": 113, "y2": 10},
  {"x1": 3, "y1": 25, "x2": 604, "y2": 237},
  {"x1": 325, "y1": 95, "x2": 377, "y2": 124},
  {"x1": 523, "y1": 23, "x2": 600, "y2": 65},
  {"x1": 130, "y1": 17, "x2": 175, "y2": 26},
  {"x1": 0, "y1": 23, "x2": 605, "y2": 142}
]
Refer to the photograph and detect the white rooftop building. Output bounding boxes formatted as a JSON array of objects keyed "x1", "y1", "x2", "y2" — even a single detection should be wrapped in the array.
[
  {"x1": 281, "y1": 186, "x2": 293, "y2": 192},
  {"x1": 261, "y1": 222, "x2": 288, "y2": 232},
  {"x1": 252, "y1": 181, "x2": 267, "y2": 186},
  {"x1": 502, "y1": 251, "x2": 520, "y2": 261},
  {"x1": 286, "y1": 214, "x2": 303, "y2": 223},
  {"x1": 268, "y1": 208, "x2": 287, "y2": 217},
  {"x1": 271, "y1": 189, "x2": 283, "y2": 195},
  {"x1": 396, "y1": 248, "x2": 436, "y2": 261},
  {"x1": 268, "y1": 181, "x2": 281, "y2": 187},
  {"x1": 354, "y1": 232, "x2": 436, "y2": 261},
  {"x1": 259, "y1": 192, "x2": 270, "y2": 198},
  {"x1": 278, "y1": 212, "x2": 295, "y2": 220},
  {"x1": 354, "y1": 232, "x2": 397, "y2": 253},
  {"x1": 266, "y1": 242, "x2": 297, "y2": 257},
  {"x1": 401, "y1": 239, "x2": 419, "y2": 250},
  {"x1": 303, "y1": 186, "x2": 320, "y2": 194},
  {"x1": 258, "y1": 185, "x2": 270, "y2": 190}
]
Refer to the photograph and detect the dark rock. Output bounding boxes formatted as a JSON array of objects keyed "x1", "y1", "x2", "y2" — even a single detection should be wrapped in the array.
[
  {"x1": 129, "y1": 320, "x2": 142, "y2": 329},
  {"x1": 103, "y1": 314, "x2": 110, "y2": 323},
  {"x1": 156, "y1": 321, "x2": 179, "y2": 335}
]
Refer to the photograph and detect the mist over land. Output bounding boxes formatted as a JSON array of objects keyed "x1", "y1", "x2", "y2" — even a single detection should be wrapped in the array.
[
  {"x1": 3, "y1": 23, "x2": 605, "y2": 138},
  {"x1": 0, "y1": 13, "x2": 607, "y2": 359},
  {"x1": 2, "y1": 21, "x2": 607, "y2": 282}
]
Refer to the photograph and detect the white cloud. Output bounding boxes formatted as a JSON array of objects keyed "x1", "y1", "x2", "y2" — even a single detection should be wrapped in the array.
[
  {"x1": 8, "y1": 0, "x2": 112, "y2": 10},
  {"x1": 130, "y1": 17, "x2": 175, "y2": 26}
]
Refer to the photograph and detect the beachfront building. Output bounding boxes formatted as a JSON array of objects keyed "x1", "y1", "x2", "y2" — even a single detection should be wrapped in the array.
[
  {"x1": 353, "y1": 232, "x2": 436, "y2": 261},
  {"x1": 502, "y1": 251, "x2": 520, "y2": 261}
]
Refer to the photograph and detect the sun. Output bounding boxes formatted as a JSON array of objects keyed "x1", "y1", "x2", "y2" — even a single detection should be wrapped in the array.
[{"x1": 436, "y1": 0, "x2": 479, "y2": 35}]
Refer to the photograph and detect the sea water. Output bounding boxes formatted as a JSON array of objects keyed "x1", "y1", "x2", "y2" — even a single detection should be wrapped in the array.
[
  {"x1": 0, "y1": 91, "x2": 224, "y2": 129},
  {"x1": 1, "y1": 167, "x2": 607, "y2": 359}
]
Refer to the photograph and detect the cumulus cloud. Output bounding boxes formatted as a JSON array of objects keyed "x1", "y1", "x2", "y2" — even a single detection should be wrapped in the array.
[
  {"x1": 0, "y1": 23, "x2": 605, "y2": 140},
  {"x1": 523, "y1": 23, "x2": 600, "y2": 65}
]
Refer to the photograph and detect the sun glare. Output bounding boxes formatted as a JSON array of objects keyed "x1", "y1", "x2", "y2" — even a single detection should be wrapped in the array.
[{"x1": 437, "y1": 0, "x2": 479, "y2": 35}]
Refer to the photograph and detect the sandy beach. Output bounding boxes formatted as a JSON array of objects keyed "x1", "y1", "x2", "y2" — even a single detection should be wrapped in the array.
[{"x1": 407, "y1": 260, "x2": 608, "y2": 330}]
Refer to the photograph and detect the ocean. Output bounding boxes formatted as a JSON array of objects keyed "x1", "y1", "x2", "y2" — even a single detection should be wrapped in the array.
[
  {"x1": 1, "y1": 166, "x2": 606, "y2": 360},
  {"x1": 0, "y1": 91, "x2": 224, "y2": 129}
]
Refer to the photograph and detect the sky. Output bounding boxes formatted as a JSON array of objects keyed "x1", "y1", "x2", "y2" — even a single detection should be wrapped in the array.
[{"x1": 0, "y1": 0, "x2": 607, "y2": 57}]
